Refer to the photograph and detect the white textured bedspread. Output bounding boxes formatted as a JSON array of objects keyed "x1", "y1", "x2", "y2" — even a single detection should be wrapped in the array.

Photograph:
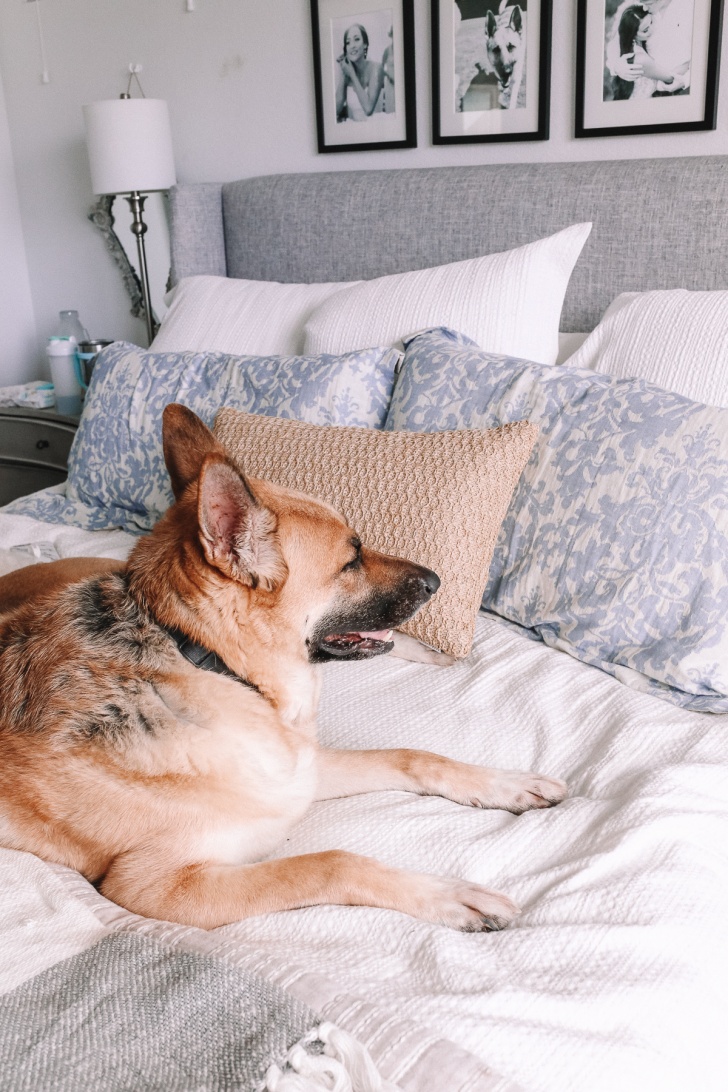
[{"x1": 1, "y1": 510, "x2": 727, "y2": 1091}]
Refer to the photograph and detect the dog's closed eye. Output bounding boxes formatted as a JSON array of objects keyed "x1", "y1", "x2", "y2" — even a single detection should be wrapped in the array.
[{"x1": 341, "y1": 537, "x2": 362, "y2": 573}]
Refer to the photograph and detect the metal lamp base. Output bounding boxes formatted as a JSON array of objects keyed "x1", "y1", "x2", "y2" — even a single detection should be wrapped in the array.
[{"x1": 124, "y1": 190, "x2": 157, "y2": 347}]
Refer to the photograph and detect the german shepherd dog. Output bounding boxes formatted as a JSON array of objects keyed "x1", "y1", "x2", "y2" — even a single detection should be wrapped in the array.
[
  {"x1": 485, "y1": 1, "x2": 526, "y2": 110},
  {"x1": 0, "y1": 405, "x2": 566, "y2": 932}
]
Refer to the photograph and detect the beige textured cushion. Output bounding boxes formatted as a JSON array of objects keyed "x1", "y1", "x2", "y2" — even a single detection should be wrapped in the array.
[{"x1": 214, "y1": 410, "x2": 538, "y2": 658}]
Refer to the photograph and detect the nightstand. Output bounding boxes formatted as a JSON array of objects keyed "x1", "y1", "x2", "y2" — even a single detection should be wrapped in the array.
[{"x1": 0, "y1": 406, "x2": 79, "y2": 506}]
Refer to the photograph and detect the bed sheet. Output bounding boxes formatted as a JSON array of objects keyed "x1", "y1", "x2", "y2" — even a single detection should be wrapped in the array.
[
  {"x1": 1, "y1": 506, "x2": 727, "y2": 1092},
  {"x1": 0, "y1": 491, "x2": 137, "y2": 563}
]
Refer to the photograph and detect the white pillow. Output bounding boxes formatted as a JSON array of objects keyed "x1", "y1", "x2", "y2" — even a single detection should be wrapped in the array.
[
  {"x1": 303, "y1": 223, "x2": 592, "y2": 365},
  {"x1": 557, "y1": 331, "x2": 589, "y2": 364},
  {"x1": 568, "y1": 290, "x2": 728, "y2": 408},
  {"x1": 151, "y1": 275, "x2": 357, "y2": 357}
]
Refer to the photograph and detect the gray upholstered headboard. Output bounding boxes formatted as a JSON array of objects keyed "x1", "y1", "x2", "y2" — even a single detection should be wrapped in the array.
[{"x1": 169, "y1": 156, "x2": 728, "y2": 333}]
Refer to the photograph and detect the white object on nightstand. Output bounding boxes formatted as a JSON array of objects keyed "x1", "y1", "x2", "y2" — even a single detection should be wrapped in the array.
[
  {"x1": 46, "y1": 338, "x2": 83, "y2": 416},
  {"x1": 0, "y1": 382, "x2": 54, "y2": 409}
]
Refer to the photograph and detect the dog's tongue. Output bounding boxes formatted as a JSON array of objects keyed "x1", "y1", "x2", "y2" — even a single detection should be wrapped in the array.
[{"x1": 356, "y1": 629, "x2": 392, "y2": 641}]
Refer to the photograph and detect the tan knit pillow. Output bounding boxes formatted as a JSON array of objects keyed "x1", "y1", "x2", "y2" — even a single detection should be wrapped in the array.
[{"x1": 214, "y1": 410, "x2": 537, "y2": 658}]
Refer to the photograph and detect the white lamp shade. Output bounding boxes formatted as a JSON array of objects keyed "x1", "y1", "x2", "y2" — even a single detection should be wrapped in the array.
[{"x1": 83, "y1": 98, "x2": 176, "y2": 195}]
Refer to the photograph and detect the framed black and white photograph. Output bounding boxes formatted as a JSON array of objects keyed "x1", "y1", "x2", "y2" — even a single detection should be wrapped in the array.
[
  {"x1": 432, "y1": 1, "x2": 552, "y2": 143},
  {"x1": 310, "y1": 0, "x2": 416, "y2": 152},
  {"x1": 576, "y1": 0, "x2": 724, "y2": 138}
]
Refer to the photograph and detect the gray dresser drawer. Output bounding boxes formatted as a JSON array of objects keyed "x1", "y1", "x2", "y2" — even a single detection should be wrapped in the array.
[
  {"x1": 0, "y1": 463, "x2": 68, "y2": 507},
  {"x1": 0, "y1": 415, "x2": 76, "y2": 470},
  {"x1": 0, "y1": 409, "x2": 79, "y2": 506}
]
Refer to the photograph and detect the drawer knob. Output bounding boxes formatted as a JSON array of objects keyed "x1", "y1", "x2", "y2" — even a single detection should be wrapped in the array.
[{"x1": 36, "y1": 439, "x2": 50, "y2": 451}]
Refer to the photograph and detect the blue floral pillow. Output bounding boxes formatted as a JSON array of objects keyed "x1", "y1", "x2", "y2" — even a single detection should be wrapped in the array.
[
  {"x1": 7, "y1": 340, "x2": 400, "y2": 533},
  {"x1": 385, "y1": 327, "x2": 728, "y2": 712}
]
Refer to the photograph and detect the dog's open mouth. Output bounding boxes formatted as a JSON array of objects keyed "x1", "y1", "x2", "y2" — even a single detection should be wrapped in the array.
[{"x1": 318, "y1": 628, "x2": 394, "y2": 658}]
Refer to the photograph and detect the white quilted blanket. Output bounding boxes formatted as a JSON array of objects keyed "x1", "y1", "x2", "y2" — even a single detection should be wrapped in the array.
[{"x1": 1, "y1": 509, "x2": 727, "y2": 1091}]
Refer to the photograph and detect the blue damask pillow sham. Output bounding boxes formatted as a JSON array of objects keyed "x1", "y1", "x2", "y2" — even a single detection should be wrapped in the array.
[
  {"x1": 6, "y1": 340, "x2": 400, "y2": 533},
  {"x1": 385, "y1": 327, "x2": 728, "y2": 712}
]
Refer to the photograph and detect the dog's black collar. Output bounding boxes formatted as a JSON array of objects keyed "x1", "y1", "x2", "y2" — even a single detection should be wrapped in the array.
[{"x1": 163, "y1": 626, "x2": 260, "y2": 694}]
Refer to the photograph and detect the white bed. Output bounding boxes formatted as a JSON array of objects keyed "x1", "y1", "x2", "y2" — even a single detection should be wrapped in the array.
[
  {"x1": 2, "y1": 156, "x2": 728, "y2": 1091},
  {"x1": 1, "y1": 505, "x2": 725, "y2": 1091}
]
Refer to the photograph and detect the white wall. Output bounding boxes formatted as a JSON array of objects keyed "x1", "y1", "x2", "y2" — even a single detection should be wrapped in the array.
[
  {"x1": 2, "y1": 0, "x2": 728, "y2": 382},
  {"x1": 0, "y1": 59, "x2": 37, "y2": 386}
]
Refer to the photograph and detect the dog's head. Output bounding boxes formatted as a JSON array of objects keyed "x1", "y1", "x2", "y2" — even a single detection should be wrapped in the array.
[
  {"x1": 159, "y1": 404, "x2": 439, "y2": 662},
  {"x1": 485, "y1": 5, "x2": 523, "y2": 86}
]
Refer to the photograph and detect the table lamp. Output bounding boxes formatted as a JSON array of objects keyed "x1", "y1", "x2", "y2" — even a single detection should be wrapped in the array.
[{"x1": 83, "y1": 96, "x2": 176, "y2": 345}]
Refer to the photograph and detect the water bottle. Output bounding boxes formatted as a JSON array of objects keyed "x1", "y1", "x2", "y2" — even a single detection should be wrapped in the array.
[
  {"x1": 47, "y1": 311, "x2": 90, "y2": 415},
  {"x1": 47, "y1": 337, "x2": 83, "y2": 416},
  {"x1": 57, "y1": 310, "x2": 89, "y2": 342}
]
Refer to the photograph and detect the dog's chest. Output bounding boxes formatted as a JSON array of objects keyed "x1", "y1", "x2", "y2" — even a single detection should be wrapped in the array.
[
  {"x1": 189, "y1": 734, "x2": 317, "y2": 865},
  {"x1": 169, "y1": 675, "x2": 319, "y2": 864}
]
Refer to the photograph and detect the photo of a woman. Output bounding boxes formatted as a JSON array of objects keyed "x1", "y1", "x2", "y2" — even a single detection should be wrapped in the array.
[
  {"x1": 611, "y1": 4, "x2": 689, "y2": 98},
  {"x1": 332, "y1": 10, "x2": 394, "y2": 122},
  {"x1": 603, "y1": 0, "x2": 692, "y2": 102},
  {"x1": 311, "y1": 0, "x2": 415, "y2": 151},
  {"x1": 575, "y1": 0, "x2": 720, "y2": 139},
  {"x1": 336, "y1": 24, "x2": 385, "y2": 120}
]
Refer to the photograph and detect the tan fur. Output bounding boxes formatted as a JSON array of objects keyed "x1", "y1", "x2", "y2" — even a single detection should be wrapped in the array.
[
  {"x1": 0, "y1": 556, "x2": 124, "y2": 617},
  {"x1": 0, "y1": 404, "x2": 566, "y2": 932}
]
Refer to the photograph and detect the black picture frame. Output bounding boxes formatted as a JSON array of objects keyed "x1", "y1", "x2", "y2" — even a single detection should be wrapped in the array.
[
  {"x1": 432, "y1": 0, "x2": 552, "y2": 144},
  {"x1": 575, "y1": 0, "x2": 724, "y2": 138},
  {"x1": 310, "y1": 0, "x2": 417, "y2": 152}
]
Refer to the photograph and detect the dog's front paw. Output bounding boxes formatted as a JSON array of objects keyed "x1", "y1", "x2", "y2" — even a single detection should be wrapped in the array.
[
  {"x1": 410, "y1": 874, "x2": 520, "y2": 932},
  {"x1": 481, "y1": 770, "x2": 568, "y2": 814}
]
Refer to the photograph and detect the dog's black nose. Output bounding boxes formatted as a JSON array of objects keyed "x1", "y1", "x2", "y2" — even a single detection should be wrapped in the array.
[{"x1": 418, "y1": 568, "x2": 440, "y2": 597}]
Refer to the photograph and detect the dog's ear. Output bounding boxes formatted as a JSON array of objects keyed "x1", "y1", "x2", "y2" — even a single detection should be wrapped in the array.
[
  {"x1": 197, "y1": 456, "x2": 287, "y2": 591},
  {"x1": 485, "y1": 10, "x2": 497, "y2": 35},
  {"x1": 509, "y1": 5, "x2": 522, "y2": 32},
  {"x1": 163, "y1": 403, "x2": 226, "y2": 501}
]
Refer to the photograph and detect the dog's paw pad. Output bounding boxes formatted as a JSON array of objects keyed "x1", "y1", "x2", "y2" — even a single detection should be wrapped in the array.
[
  {"x1": 423, "y1": 878, "x2": 520, "y2": 933},
  {"x1": 482, "y1": 771, "x2": 568, "y2": 814},
  {"x1": 508, "y1": 775, "x2": 568, "y2": 813}
]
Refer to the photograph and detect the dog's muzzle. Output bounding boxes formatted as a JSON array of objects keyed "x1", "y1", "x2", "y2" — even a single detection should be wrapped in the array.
[{"x1": 309, "y1": 567, "x2": 440, "y2": 662}]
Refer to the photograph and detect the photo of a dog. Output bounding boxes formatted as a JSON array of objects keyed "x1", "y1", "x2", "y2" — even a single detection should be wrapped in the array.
[
  {"x1": 455, "y1": 0, "x2": 527, "y2": 111},
  {"x1": 0, "y1": 404, "x2": 566, "y2": 932}
]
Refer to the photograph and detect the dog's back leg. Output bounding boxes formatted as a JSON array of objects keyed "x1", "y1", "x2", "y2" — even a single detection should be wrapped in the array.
[
  {"x1": 100, "y1": 849, "x2": 519, "y2": 932},
  {"x1": 0, "y1": 557, "x2": 123, "y2": 617}
]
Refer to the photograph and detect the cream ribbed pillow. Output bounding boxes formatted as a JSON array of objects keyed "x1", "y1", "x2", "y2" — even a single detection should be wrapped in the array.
[
  {"x1": 214, "y1": 410, "x2": 538, "y2": 658},
  {"x1": 151, "y1": 275, "x2": 357, "y2": 357},
  {"x1": 302, "y1": 224, "x2": 592, "y2": 366},
  {"x1": 568, "y1": 290, "x2": 728, "y2": 408}
]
